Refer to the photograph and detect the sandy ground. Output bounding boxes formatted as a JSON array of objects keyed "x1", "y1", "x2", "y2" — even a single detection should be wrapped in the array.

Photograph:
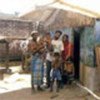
[
  {"x1": 0, "y1": 73, "x2": 31, "y2": 94},
  {"x1": 0, "y1": 66, "x2": 99, "y2": 100},
  {"x1": 0, "y1": 84, "x2": 98, "y2": 100}
]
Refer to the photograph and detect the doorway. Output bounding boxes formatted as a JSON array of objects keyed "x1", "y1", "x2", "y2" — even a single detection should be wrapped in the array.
[{"x1": 73, "y1": 27, "x2": 84, "y2": 80}]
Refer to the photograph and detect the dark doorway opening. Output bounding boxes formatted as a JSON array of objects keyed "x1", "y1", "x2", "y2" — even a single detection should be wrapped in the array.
[{"x1": 73, "y1": 27, "x2": 84, "y2": 80}]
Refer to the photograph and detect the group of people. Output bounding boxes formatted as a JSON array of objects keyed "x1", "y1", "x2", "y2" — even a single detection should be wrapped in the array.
[{"x1": 27, "y1": 30, "x2": 74, "y2": 92}]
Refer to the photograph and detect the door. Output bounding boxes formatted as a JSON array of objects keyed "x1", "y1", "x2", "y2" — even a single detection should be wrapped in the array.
[{"x1": 73, "y1": 27, "x2": 83, "y2": 80}]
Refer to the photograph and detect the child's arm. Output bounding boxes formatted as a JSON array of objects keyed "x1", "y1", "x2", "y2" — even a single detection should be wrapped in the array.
[
  {"x1": 72, "y1": 63, "x2": 74, "y2": 75},
  {"x1": 51, "y1": 61, "x2": 55, "y2": 68}
]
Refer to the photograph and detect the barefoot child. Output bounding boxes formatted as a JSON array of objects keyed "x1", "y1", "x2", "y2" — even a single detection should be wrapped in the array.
[
  {"x1": 50, "y1": 53, "x2": 62, "y2": 92},
  {"x1": 64, "y1": 58, "x2": 74, "y2": 84}
]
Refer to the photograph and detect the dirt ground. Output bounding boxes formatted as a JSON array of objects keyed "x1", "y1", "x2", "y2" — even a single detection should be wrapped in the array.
[
  {"x1": 0, "y1": 66, "x2": 99, "y2": 100},
  {"x1": 0, "y1": 84, "x2": 97, "y2": 100}
]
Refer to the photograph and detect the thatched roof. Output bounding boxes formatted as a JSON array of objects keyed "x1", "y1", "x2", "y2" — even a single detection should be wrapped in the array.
[
  {"x1": 20, "y1": 7, "x2": 55, "y2": 22},
  {"x1": 20, "y1": 7, "x2": 95, "y2": 30},
  {"x1": 0, "y1": 12, "x2": 18, "y2": 20},
  {"x1": 0, "y1": 19, "x2": 33, "y2": 40},
  {"x1": 19, "y1": 0, "x2": 100, "y2": 19},
  {"x1": 55, "y1": 0, "x2": 100, "y2": 18},
  {"x1": 0, "y1": 36, "x2": 27, "y2": 43}
]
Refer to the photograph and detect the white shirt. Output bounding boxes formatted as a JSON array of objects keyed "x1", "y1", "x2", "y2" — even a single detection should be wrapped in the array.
[
  {"x1": 46, "y1": 52, "x2": 53, "y2": 61},
  {"x1": 51, "y1": 39, "x2": 64, "y2": 53}
]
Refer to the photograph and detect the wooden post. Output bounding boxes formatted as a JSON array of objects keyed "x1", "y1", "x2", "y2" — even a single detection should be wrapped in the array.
[
  {"x1": 21, "y1": 54, "x2": 25, "y2": 70},
  {"x1": 5, "y1": 42, "x2": 9, "y2": 70}
]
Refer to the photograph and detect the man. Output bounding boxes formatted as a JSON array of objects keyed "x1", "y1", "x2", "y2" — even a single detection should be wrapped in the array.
[
  {"x1": 28, "y1": 31, "x2": 44, "y2": 92},
  {"x1": 51, "y1": 30, "x2": 64, "y2": 54},
  {"x1": 44, "y1": 32, "x2": 53, "y2": 88}
]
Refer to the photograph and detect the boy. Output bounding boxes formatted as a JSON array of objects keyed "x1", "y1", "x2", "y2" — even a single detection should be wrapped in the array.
[{"x1": 50, "y1": 53, "x2": 62, "y2": 92}]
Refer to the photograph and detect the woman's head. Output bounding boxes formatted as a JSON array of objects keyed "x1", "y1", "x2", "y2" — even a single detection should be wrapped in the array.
[{"x1": 62, "y1": 34, "x2": 69, "y2": 42}]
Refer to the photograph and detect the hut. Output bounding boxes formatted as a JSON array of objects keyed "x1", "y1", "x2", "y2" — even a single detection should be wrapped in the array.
[
  {"x1": 20, "y1": 6, "x2": 100, "y2": 91},
  {"x1": 0, "y1": 19, "x2": 33, "y2": 61},
  {"x1": 0, "y1": 18, "x2": 35, "y2": 73}
]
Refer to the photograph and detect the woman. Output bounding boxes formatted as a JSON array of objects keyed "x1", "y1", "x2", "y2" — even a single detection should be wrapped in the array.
[
  {"x1": 62, "y1": 34, "x2": 73, "y2": 61},
  {"x1": 62, "y1": 34, "x2": 74, "y2": 85}
]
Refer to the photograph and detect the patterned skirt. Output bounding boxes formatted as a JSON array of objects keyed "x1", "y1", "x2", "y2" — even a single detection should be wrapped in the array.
[{"x1": 31, "y1": 54, "x2": 44, "y2": 86}]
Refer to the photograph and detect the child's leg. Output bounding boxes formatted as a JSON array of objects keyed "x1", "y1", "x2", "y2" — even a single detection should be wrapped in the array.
[
  {"x1": 67, "y1": 72, "x2": 74, "y2": 84},
  {"x1": 50, "y1": 79, "x2": 54, "y2": 92},
  {"x1": 56, "y1": 69, "x2": 62, "y2": 91},
  {"x1": 37, "y1": 85, "x2": 43, "y2": 91},
  {"x1": 59, "y1": 67, "x2": 64, "y2": 88},
  {"x1": 57, "y1": 80, "x2": 60, "y2": 92}
]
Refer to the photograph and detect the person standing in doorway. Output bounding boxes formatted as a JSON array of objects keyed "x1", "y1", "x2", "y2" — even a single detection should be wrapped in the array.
[{"x1": 62, "y1": 34, "x2": 74, "y2": 85}]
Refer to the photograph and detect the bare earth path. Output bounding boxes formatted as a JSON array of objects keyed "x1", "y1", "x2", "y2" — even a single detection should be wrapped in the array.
[{"x1": 0, "y1": 84, "x2": 97, "y2": 100}]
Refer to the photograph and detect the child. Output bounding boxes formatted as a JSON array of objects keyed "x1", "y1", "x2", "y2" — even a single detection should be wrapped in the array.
[
  {"x1": 64, "y1": 58, "x2": 74, "y2": 84},
  {"x1": 50, "y1": 53, "x2": 62, "y2": 92}
]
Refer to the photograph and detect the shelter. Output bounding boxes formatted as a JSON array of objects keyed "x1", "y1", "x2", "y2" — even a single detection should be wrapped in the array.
[
  {"x1": 20, "y1": 5, "x2": 100, "y2": 91},
  {"x1": 20, "y1": 7, "x2": 95, "y2": 30},
  {"x1": 0, "y1": 19, "x2": 33, "y2": 63},
  {"x1": 0, "y1": 0, "x2": 100, "y2": 91}
]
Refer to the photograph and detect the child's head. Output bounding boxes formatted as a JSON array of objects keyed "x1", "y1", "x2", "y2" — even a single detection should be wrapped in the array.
[
  {"x1": 54, "y1": 52, "x2": 60, "y2": 60},
  {"x1": 65, "y1": 59, "x2": 74, "y2": 73},
  {"x1": 66, "y1": 58, "x2": 73, "y2": 64}
]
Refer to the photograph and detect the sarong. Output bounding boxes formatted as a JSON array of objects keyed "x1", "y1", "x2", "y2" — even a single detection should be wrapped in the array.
[{"x1": 31, "y1": 54, "x2": 44, "y2": 86}]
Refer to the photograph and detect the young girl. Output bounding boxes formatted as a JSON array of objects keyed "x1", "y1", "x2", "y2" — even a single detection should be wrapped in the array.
[
  {"x1": 50, "y1": 53, "x2": 62, "y2": 92},
  {"x1": 64, "y1": 58, "x2": 74, "y2": 84}
]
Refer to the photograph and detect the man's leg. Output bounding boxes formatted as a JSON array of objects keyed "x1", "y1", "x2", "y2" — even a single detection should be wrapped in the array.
[{"x1": 46, "y1": 60, "x2": 51, "y2": 88}]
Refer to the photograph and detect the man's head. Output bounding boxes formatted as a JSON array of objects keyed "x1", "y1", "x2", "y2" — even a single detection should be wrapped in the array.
[
  {"x1": 55, "y1": 30, "x2": 62, "y2": 39},
  {"x1": 31, "y1": 31, "x2": 39, "y2": 41},
  {"x1": 62, "y1": 34, "x2": 69, "y2": 42}
]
